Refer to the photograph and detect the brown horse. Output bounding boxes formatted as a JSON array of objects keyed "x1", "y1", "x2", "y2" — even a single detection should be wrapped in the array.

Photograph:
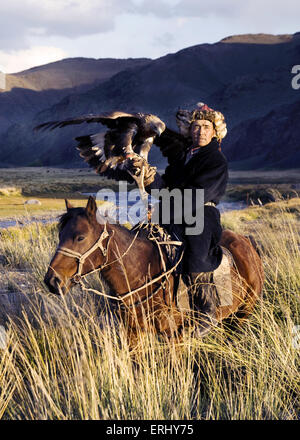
[{"x1": 44, "y1": 196, "x2": 264, "y2": 342}]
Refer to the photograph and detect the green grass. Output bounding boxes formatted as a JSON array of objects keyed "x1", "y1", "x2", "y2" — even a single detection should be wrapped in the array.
[
  {"x1": 0, "y1": 167, "x2": 134, "y2": 220},
  {"x1": 0, "y1": 198, "x2": 299, "y2": 420},
  {"x1": 1, "y1": 167, "x2": 299, "y2": 220},
  {"x1": 0, "y1": 167, "x2": 133, "y2": 198},
  {"x1": 0, "y1": 195, "x2": 90, "y2": 219}
]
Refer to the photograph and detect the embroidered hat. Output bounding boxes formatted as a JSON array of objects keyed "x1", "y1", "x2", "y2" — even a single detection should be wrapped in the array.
[{"x1": 176, "y1": 102, "x2": 227, "y2": 142}]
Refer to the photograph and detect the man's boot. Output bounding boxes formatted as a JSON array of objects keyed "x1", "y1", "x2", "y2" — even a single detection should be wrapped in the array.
[{"x1": 187, "y1": 272, "x2": 218, "y2": 337}]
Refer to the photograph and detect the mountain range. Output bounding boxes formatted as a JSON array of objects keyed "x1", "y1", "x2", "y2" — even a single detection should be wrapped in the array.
[{"x1": 1, "y1": 32, "x2": 300, "y2": 169}]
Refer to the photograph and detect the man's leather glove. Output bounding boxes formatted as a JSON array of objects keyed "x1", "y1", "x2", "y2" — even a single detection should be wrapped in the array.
[
  {"x1": 126, "y1": 155, "x2": 157, "y2": 187},
  {"x1": 143, "y1": 165, "x2": 157, "y2": 187}
]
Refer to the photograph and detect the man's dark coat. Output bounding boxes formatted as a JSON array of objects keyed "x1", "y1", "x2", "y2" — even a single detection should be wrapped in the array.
[{"x1": 146, "y1": 137, "x2": 228, "y2": 273}]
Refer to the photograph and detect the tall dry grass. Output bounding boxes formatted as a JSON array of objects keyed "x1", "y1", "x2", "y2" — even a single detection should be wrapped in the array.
[{"x1": 0, "y1": 199, "x2": 299, "y2": 419}]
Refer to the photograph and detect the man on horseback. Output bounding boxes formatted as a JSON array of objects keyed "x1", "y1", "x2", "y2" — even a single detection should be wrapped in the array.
[{"x1": 127, "y1": 103, "x2": 228, "y2": 337}]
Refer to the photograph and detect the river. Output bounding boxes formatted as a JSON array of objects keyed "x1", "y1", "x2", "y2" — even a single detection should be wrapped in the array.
[{"x1": 0, "y1": 191, "x2": 246, "y2": 230}]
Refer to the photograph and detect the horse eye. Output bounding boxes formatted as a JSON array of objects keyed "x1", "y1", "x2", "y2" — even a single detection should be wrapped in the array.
[{"x1": 77, "y1": 236, "x2": 85, "y2": 242}]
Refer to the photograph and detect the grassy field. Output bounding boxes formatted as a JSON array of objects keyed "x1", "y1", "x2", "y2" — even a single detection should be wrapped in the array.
[
  {"x1": 0, "y1": 167, "x2": 130, "y2": 220},
  {"x1": 0, "y1": 196, "x2": 299, "y2": 420},
  {"x1": 0, "y1": 167, "x2": 299, "y2": 221}
]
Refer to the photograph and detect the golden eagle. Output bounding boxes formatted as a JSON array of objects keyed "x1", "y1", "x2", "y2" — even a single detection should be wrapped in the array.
[{"x1": 35, "y1": 111, "x2": 166, "y2": 183}]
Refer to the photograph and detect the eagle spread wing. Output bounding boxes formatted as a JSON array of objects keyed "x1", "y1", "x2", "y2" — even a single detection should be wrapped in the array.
[
  {"x1": 35, "y1": 111, "x2": 166, "y2": 182},
  {"x1": 153, "y1": 126, "x2": 191, "y2": 164}
]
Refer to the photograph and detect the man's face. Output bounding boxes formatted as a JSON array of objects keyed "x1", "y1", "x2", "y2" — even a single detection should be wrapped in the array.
[{"x1": 190, "y1": 119, "x2": 216, "y2": 147}]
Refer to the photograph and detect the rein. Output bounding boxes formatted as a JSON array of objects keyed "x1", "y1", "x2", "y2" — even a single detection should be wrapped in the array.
[
  {"x1": 54, "y1": 222, "x2": 183, "y2": 309},
  {"x1": 79, "y1": 254, "x2": 183, "y2": 309}
]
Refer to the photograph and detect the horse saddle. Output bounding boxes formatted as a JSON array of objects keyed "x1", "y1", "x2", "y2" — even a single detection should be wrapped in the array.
[
  {"x1": 176, "y1": 246, "x2": 234, "y2": 313},
  {"x1": 132, "y1": 222, "x2": 234, "y2": 310}
]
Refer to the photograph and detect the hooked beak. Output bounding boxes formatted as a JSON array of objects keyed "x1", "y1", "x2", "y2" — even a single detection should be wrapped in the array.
[{"x1": 154, "y1": 126, "x2": 164, "y2": 137}]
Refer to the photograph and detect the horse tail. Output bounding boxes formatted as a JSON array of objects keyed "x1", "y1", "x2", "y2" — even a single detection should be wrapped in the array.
[{"x1": 245, "y1": 234, "x2": 261, "y2": 257}]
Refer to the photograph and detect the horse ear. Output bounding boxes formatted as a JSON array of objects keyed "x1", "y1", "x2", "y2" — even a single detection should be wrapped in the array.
[
  {"x1": 65, "y1": 199, "x2": 74, "y2": 211},
  {"x1": 86, "y1": 196, "x2": 97, "y2": 218}
]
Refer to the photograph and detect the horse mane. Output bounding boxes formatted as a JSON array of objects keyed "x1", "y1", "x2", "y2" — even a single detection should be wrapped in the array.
[
  {"x1": 58, "y1": 207, "x2": 149, "y2": 244},
  {"x1": 58, "y1": 207, "x2": 87, "y2": 232}
]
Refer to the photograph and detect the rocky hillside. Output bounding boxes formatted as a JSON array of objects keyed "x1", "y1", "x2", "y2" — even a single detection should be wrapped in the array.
[
  {"x1": 0, "y1": 33, "x2": 300, "y2": 169},
  {"x1": 5, "y1": 57, "x2": 151, "y2": 92},
  {"x1": 224, "y1": 98, "x2": 300, "y2": 169},
  {"x1": 0, "y1": 57, "x2": 151, "y2": 136}
]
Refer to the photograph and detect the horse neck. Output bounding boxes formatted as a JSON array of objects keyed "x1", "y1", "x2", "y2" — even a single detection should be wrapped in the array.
[{"x1": 102, "y1": 223, "x2": 162, "y2": 295}]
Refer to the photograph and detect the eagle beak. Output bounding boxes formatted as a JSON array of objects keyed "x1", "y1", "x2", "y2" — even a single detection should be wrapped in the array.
[{"x1": 155, "y1": 126, "x2": 164, "y2": 137}]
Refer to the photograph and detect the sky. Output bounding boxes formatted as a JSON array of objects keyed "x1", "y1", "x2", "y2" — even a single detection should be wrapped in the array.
[{"x1": 0, "y1": 0, "x2": 300, "y2": 74}]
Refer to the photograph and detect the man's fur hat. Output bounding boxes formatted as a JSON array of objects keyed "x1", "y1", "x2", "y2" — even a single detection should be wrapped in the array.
[{"x1": 176, "y1": 102, "x2": 227, "y2": 142}]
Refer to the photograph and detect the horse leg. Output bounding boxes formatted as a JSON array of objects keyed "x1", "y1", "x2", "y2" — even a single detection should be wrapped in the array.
[
  {"x1": 233, "y1": 289, "x2": 261, "y2": 326},
  {"x1": 219, "y1": 230, "x2": 264, "y2": 335},
  {"x1": 222, "y1": 284, "x2": 261, "y2": 336}
]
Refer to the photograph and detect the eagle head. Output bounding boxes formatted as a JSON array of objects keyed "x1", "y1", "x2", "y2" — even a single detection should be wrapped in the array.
[{"x1": 148, "y1": 115, "x2": 166, "y2": 137}]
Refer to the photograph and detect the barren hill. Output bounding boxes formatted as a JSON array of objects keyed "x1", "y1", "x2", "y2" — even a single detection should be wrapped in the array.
[
  {"x1": 0, "y1": 32, "x2": 299, "y2": 169},
  {"x1": 4, "y1": 57, "x2": 151, "y2": 92},
  {"x1": 220, "y1": 33, "x2": 293, "y2": 44},
  {"x1": 0, "y1": 57, "x2": 151, "y2": 136}
]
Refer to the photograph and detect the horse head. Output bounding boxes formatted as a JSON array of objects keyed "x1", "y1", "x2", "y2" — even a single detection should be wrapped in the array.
[{"x1": 44, "y1": 196, "x2": 109, "y2": 295}]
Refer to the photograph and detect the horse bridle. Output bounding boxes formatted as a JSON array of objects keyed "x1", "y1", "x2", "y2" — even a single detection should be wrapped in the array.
[
  {"x1": 54, "y1": 221, "x2": 183, "y2": 310},
  {"x1": 56, "y1": 222, "x2": 110, "y2": 284}
]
